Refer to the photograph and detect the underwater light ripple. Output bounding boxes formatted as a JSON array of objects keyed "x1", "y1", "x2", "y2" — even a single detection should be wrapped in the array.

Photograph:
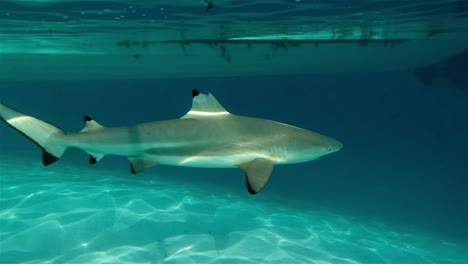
[{"x1": 0, "y1": 161, "x2": 467, "y2": 263}]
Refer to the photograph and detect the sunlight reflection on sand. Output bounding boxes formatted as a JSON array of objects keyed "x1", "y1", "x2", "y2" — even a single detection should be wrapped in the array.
[{"x1": 0, "y1": 161, "x2": 466, "y2": 264}]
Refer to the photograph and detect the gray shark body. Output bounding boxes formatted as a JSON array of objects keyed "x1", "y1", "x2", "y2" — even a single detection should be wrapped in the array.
[{"x1": 0, "y1": 90, "x2": 342, "y2": 194}]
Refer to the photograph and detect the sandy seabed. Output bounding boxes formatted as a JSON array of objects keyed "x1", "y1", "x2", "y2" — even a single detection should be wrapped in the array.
[{"x1": 0, "y1": 160, "x2": 466, "y2": 264}]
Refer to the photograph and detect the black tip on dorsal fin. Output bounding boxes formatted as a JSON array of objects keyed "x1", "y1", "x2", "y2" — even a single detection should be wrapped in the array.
[
  {"x1": 89, "y1": 155, "x2": 97, "y2": 165},
  {"x1": 192, "y1": 89, "x2": 200, "y2": 98},
  {"x1": 84, "y1": 116, "x2": 92, "y2": 122}
]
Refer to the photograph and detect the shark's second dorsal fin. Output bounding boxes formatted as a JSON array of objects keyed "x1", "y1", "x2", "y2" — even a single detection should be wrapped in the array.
[
  {"x1": 80, "y1": 116, "x2": 104, "y2": 132},
  {"x1": 182, "y1": 89, "x2": 230, "y2": 118}
]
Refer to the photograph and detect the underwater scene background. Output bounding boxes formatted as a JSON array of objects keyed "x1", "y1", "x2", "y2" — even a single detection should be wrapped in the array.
[
  {"x1": 1, "y1": 0, "x2": 468, "y2": 263},
  {"x1": 1, "y1": 75, "x2": 467, "y2": 263}
]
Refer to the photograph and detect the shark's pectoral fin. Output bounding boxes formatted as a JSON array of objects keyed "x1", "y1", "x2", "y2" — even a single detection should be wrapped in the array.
[
  {"x1": 128, "y1": 157, "x2": 158, "y2": 174},
  {"x1": 238, "y1": 158, "x2": 275, "y2": 195}
]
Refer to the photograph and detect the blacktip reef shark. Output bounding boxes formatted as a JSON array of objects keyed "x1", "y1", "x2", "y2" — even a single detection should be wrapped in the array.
[{"x1": 0, "y1": 90, "x2": 342, "y2": 194}]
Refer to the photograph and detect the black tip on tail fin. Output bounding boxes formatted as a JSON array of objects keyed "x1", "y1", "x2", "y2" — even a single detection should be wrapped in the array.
[
  {"x1": 42, "y1": 149, "x2": 59, "y2": 166},
  {"x1": 84, "y1": 116, "x2": 93, "y2": 122},
  {"x1": 192, "y1": 89, "x2": 200, "y2": 98}
]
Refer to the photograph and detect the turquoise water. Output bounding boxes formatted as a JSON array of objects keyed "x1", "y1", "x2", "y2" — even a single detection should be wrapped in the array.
[
  {"x1": 1, "y1": 1, "x2": 468, "y2": 263},
  {"x1": 1, "y1": 159, "x2": 467, "y2": 264},
  {"x1": 1, "y1": 76, "x2": 467, "y2": 263},
  {"x1": 1, "y1": 0, "x2": 467, "y2": 80}
]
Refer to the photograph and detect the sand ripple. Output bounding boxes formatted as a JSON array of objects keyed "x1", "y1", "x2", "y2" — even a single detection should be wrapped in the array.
[{"x1": 0, "y1": 161, "x2": 467, "y2": 263}]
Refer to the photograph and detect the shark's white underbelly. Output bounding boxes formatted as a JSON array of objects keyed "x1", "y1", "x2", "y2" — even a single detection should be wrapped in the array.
[
  {"x1": 71, "y1": 139, "x2": 284, "y2": 168},
  {"x1": 162, "y1": 153, "x2": 278, "y2": 168}
]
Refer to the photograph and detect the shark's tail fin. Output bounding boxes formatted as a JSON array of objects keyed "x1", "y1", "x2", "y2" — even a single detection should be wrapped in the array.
[{"x1": 1, "y1": 103, "x2": 68, "y2": 165}]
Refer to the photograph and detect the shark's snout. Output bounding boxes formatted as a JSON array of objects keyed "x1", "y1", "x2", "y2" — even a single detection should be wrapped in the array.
[
  {"x1": 293, "y1": 132, "x2": 342, "y2": 162},
  {"x1": 327, "y1": 139, "x2": 343, "y2": 153}
]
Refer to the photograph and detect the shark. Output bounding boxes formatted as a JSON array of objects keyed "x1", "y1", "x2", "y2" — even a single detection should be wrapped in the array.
[{"x1": 0, "y1": 90, "x2": 342, "y2": 194}]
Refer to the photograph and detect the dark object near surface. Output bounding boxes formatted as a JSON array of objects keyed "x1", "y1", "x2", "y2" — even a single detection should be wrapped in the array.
[
  {"x1": 414, "y1": 49, "x2": 468, "y2": 90},
  {"x1": 426, "y1": 29, "x2": 446, "y2": 38},
  {"x1": 203, "y1": 0, "x2": 214, "y2": 13}
]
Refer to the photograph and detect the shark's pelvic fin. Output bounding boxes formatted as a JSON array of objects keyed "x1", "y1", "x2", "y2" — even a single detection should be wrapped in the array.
[
  {"x1": 128, "y1": 157, "x2": 158, "y2": 174},
  {"x1": 182, "y1": 89, "x2": 230, "y2": 118},
  {"x1": 238, "y1": 158, "x2": 275, "y2": 195},
  {"x1": 0, "y1": 103, "x2": 67, "y2": 166},
  {"x1": 80, "y1": 116, "x2": 104, "y2": 132}
]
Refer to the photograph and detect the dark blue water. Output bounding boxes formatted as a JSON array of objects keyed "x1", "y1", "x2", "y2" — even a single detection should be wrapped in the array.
[
  {"x1": 1, "y1": 1, "x2": 468, "y2": 262},
  {"x1": 2, "y1": 72, "x2": 467, "y2": 244}
]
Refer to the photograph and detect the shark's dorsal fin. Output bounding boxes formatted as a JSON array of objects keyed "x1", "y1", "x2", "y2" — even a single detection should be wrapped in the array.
[
  {"x1": 182, "y1": 89, "x2": 230, "y2": 118},
  {"x1": 80, "y1": 116, "x2": 104, "y2": 132},
  {"x1": 238, "y1": 158, "x2": 275, "y2": 195}
]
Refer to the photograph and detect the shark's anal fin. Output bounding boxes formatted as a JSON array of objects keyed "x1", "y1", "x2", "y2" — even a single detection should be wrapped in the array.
[
  {"x1": 128, "y1": 157, "x2": 158, "y2": 174},
  {"x1": 238, "y1": 158, "x2": 275, "y2": 195}
]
